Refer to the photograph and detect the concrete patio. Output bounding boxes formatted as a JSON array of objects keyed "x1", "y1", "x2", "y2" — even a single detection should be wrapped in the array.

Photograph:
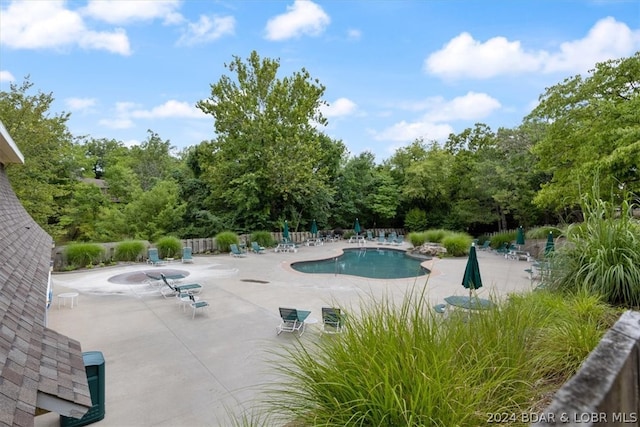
[{"x1": 35, "y1": 241, "x2": 535, "y2": 426}]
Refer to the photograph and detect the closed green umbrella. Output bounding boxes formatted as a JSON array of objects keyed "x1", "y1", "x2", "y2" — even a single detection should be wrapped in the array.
[
  {"x1": 516, "y1": 226, "x2": 525, "y2": 247},
  {"x1": 283, "y1": 220, "x2": 290, "y2": 242},
  {"x1": 354, "y1": 218, "x2": 361, "y2": 235},
  {"x1": 545, "y1": 231, "x2": 555, "y2": 256},
  {"x1": 310, "y1": 219, "x2": 318, "y2": 238},
  {"x1": 462, "y1": 244, "x2": 483, "y2": 298}
]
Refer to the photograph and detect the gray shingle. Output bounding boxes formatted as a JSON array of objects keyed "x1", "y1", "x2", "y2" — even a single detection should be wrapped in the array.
[{"x1": 0, "y1": 165, "x2": 92, "y2": 426}]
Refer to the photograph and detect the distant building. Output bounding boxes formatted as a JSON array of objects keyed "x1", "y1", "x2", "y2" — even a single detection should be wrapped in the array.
[{"x1": 0, "y1": 120, "x2": 92, "y2": 426}]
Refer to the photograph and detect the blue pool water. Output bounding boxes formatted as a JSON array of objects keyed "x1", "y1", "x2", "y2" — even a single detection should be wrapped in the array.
[{"x1": 291, "y1": 248, "x2": 429, "y2": 279}]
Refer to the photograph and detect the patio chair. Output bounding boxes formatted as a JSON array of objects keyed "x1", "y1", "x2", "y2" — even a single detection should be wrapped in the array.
[
  {"x1": 321, "y1": 307, "x2": 345, "y2": 334},
  {"x1": 276, "y1": 307, "x2": 311, "y2": 336},
  {"x1": 478, "y1": 240, "x2": 491, "y2": 251},
  {"x1": 188, "y1": 294, "x2": 210, "y2": 319},
  {"x1": 147, "y1": 248, "x2": 166, "y2": 266},
  {"x1": 160, "y1": 273, "x2": 202, "y2": 298},
  {"x1": 181, "y1": 247, "x2": 194, "y2": 263},
  {"x1": 251, "y1": 241, "x2": 266, "y2": 254},
  {"x1": 230, "y1": 243, "x2": 247, "y2": 257}
]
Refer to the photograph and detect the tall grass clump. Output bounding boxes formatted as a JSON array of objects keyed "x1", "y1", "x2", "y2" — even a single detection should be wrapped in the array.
[
  {"x1": 407, "y1": 231, "x2": 427, "y2": 247},
  {"x1": 215, "y1": 231, "x2": 239, "y2": 252},
  {"x1": 490, "y1": 231, "x2": 517, "y2": 249},
  {"x1": 441, "y1": 232, "x2": 473, "y2": 256},
  {"x1": 65, "y1": 243, "x2": 105, "y2": 268},
  {"x1": 251, "y1": 230, "x2": 275, "y2": 248},
  {"x1": 114, "y1": 240, "x2": 145, "y2": 262},
  {"x1": 155, "y1": 236, "x2": 182, "y2": 259},
  {"x1": 549, "y1": 189, "x2": 640, "y2": 307},
  {"x1": 424, "y1": 228, "x2": 448, "y2": 243},
  {"x1": 261, "y1": 289, "x2": 618, "y2": 426}
]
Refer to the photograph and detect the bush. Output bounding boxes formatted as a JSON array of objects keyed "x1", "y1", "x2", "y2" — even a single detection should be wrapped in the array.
[
  {"x1": 215, "y1": 231, "x2": 239, "y2": 253},
  {"x1": 114, "y1": 240, "x2": 145, "y2": 262},
  {"x1": 155, "y1": 236, "x2": 182, "y2": 259},
  {"x1": 490, "y1": 231, "x2": 516, "y2": 249},
  {"x1": 441, "y1": 232, "x2": 473, "y2": 256},
  {"x1": 424, "y1": 228, "x2": 448, "y2": 243},
  {"x1": 404, "y1": 208, "x2": 428, "y2": 232},
  {"x1": 549, "y1": 191, "x2": 640, "y2": 307},
  {"x1": 407, "y1": 232, "x2": 427, "y2": 247},
  {"x1": 65, "y1": 243, "x2": 105, "y2": 267},
  {"x1": 263, "y1": 289, "x2": 618, "y2": 426},
  {"x1": 251, "y1": 230, "x2": 276, "y2": 247},
  {"x1": 342, "y1": 230, "x2": 355, "y2": 239}
]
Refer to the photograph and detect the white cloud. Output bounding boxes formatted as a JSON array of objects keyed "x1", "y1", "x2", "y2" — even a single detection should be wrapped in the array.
[
  {"x1": 347, "y1": 29, "x2": 362, "y2": 41},
  {"x1": 177, "y1": 15, "x2": 235, "y2": 46},
  {"x1": 65, "y1": 97, "x2": 97, "y2": 111},
  {"x1": 99, "y1": 100, "x2": 206, "y2": 129},
  {"x1": 424, "y1": 92, "x2": 501, "y2": 122},
  {"x1": 543, "y1": 17, "x2": 640, "y2": 73},
  {"x1": 372, "y1": 92, "x2": 500, "y2": 143},
  {"x1": 371, "y1": 121, "x2": 454, "y2": 143},
  {"x1": 425, "y1": 32, "x2": 544, "y2": 79},
  {"x1": 82, "y1": 0, "x2": 183, "y2": 25},
  {"x1": 265, "y1": 0, "x2": 330, "y2": 41},
  {"x1": 321, "y1": 98, "x2": 357, "y2": 118},
  {"x1": 0, "y1": 70, "x2": 15, "y2": 82},
  {"x1": 130, "y1": 100, "x2": 207, "y2": 119},
  {"x1": 0, "y1": 0, "x2": 131, "y2": 55},
  {"x1": 425, "y1": 17, "x2": 640, "y2": 80}
]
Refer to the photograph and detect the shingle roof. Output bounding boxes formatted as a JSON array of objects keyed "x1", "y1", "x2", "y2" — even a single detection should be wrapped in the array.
[{"x1": 0, "y1": 165, "x2": 92, "y2": 426}]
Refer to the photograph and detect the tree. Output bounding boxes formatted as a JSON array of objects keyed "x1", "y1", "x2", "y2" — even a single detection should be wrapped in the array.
[
  {"x1": 527, "y1": 52, "x2": 640, "y2": 213},
  {"x1": 0, "y1": 78, "x2": 83, "y2": 240},
  {"x1": 196, "y1": 51, "x2": 344, "y2": 231}
]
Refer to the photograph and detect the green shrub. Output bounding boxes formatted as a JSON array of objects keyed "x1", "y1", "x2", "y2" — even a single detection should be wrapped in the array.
[
  {"x1": 404, "y1": 208, "x2": 428, "y2": 232},
  {"x1": 424, "y1": 228, "x2": 447, "y2": 243},
  {"x1": 407, "y1": 232, "x2": 427, "y2": 247},
  {"x1": 114, "y1": 240, "x2": 145, "y2": 262},
  {"x1": 490, "y1": 231, "x2": 516, "y2": 249},
  {"x1": 441, "y1": 232, "x2": 473, "y2": 256},
  {"x1": 65, "y1": 243, "x2": 105, "y2": 267},
  {"x1": 549, "y1": 191, "x2": 640, "y2": 307},
  {"x1": 343, "y1": 230, "x2": 355, "y2": 239},
  {"x1": 215, "y1": 231, "x2": 239, "y2": 252},
  {"x1": 155, "y1": 236, "x2": 182, "y2": 259},
  {"x1": 262, "y1": 288, "x2": 618, "y2": 426},
  {"x1": 251, "y1": 230, "x2": 276, "y2": 247}
]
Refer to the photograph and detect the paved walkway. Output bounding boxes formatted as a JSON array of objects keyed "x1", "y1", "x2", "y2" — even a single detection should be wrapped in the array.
[{"x1": 36, "y1": 241, "x2": 536, "y2": 427}]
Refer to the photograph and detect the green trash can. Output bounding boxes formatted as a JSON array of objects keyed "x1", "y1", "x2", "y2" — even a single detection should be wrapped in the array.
[{"x1": 60, "y1": 351, "x2": 105, "y2": 427}]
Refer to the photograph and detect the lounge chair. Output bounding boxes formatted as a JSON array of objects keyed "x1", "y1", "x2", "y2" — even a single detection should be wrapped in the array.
[
  {"x1": 230, "y1": 243, "x2": 247, "y2": 257},
  {"x1": 147, "y1": 248, "x2": 166, "y2": 266},
  {"x1": 145, "y1": 271, "x2": 185, "y2": 287},
  {"x1": 251, "y1": 241, "x2": 266, "y2": 254},
  {"x1": 276, "y1": 307, "x2": 311, "y2": 336},
  {"x1": 160, "y1": 273, "x2": 202, "y2": 298},
  {"x1": 478, "y1": 240, "x2": 491, "y2": 251},
  {"x1": 181, "y1": 247, "x2": 194, "y2": 263},
  {"x1": 321, "y1": 307, "x2": 345, "y2": 334},
  {"x1": 187, "y1": 294, "x2": 210, "y2": 319}
]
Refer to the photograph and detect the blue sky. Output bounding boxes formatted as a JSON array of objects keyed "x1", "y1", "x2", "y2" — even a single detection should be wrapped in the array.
[{"x1": 1, "y1": 0, "x2": 639, "y2": 161}]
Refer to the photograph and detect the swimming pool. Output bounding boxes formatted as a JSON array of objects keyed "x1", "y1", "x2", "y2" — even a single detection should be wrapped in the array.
[{"x1": 291, "y1": 248, "x2": 429, "y2": 279}]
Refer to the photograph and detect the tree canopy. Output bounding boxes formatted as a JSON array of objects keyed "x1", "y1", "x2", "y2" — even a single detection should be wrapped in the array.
[{"x1": 1, "y1": 52, "x2": 637, "y2": 243}]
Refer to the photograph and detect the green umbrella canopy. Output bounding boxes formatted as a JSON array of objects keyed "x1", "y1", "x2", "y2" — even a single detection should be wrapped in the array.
[
  {"x1": 545, "y1": 232, "x2": 555, "y2": 255},
  {"x1": 516, "y1": 226, "x2": 525, "y2": 246},
  {"x1": 311, "y1": 219, "x2": 318, "y2": 237},
  {"x1": 354, "y1": 218, "x2": 361, "y2": 235},
  {"x1": 283, "y1": 220, "x2": 290, "y2": 241},
  {"x1": 462, "y1": 244, "x2": 483, "y2": 291}
]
